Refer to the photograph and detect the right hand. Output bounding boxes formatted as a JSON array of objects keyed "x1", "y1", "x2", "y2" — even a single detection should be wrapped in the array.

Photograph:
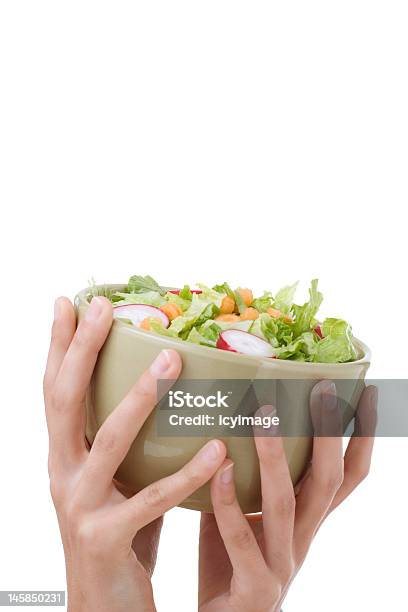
[{"x1": 199, "y1": 381, "x2": 377, "y2": 612}]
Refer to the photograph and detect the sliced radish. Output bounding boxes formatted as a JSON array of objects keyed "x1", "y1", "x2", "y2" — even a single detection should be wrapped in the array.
[
  {"x1": 113, "y1": 304, "x2": 169, "y2": 328},
  {"x1": 314, "y1": 325, "x2": 323, "y2": 339},
  {"x1": 169, "y1": 289, "x2": 202, "y2": 295},
  {"x1": 217, "y1": 330, "x2": 276, "y2": 358}
]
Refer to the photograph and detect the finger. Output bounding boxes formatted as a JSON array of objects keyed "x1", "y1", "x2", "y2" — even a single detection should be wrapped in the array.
[
  {"x1": 43, "y1": 297, "x2": 76, "y2": 400},
  {"x1": 294, "y1": 381, "x2": 344, "y2": 562},
  {"x1": 210, "y1": 460, "x2": 268, "y2": 585},
  {"x1": 51, "y1": 296, "x2": 113, "y2": 456},
  {"x1": 116, "y1": 439, "x2": 227, "y2": 536},
  {"x1": 78, "y1": 350, "x2": 182, "y2": 501},
  {"x1": 254, "y1": 406, "x2": 295, "y2": 580},
  {"x1": 199, "y1": 512, "x2": 232, "y2": 607},
  {"x1": 328, "y1": 385, "x2": 377, "y2": 513}
]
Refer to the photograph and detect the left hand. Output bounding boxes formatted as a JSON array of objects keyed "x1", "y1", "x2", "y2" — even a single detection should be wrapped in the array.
[
  {"x1": 198, "y1": 381, "x2": 377, "y2": 612},
  {"x1": 44, "y1": 296, "x2": 226, "y2": 612}
]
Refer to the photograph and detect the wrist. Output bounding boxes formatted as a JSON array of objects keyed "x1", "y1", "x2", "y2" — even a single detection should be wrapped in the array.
[{"x1": 65, "y1": 562, "x2": 156, "y2": 612}]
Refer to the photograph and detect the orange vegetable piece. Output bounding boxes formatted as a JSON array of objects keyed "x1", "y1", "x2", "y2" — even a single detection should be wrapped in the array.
[
  {"x1": 220, "y1": 295, "x2": 236, "y2": 314},
  {"x1": 140, "y1": 317, "x2": 163, "y2": 331},
  {"x1": 237, "y1": 288, "x2": 253, "y2": 307},
  {"x1": 267, "y1": 307, "x2": 293, "y2": 324},
  {"x1": 241, "y1": 307, "x2": 259, "y2": 321},
  {"x1": 267, "y1": 307, "x2": 282, "y2": 319},
  {"x1": 160, "y1": 302, "x2": 182, "y2": 321},
  {"x1": 216, "y1": 313, "x2": 240, "y2": 322}
]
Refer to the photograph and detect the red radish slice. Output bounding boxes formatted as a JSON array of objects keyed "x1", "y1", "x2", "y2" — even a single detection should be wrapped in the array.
[
  {"x1": 114, "y1": 304, "x2": 169, "y2": 328},
  {"x1": 169, "y1": 289, "x2": 202, "y2": 295},
  {"x1": 217, "y1": 330, "x2": 276, "y2": 358},
  {"x1": 314, "y1": 325, "x2": 323, "y2": 339}
]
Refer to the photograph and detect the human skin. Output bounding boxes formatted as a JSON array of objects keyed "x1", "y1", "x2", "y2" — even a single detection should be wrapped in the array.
[
  {"x1": 198, "y1": 383, "x2": 377, "y2": 611},
  {"x1": 44, "y1": 294, "x2": 377, "y2": 612},
  {"x1": 43, "y1": 296, "x2": 227, "y2": 612}
]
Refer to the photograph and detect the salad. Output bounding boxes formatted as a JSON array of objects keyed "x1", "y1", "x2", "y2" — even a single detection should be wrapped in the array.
[{"x1": 93, "y1": 275, "x2": 358, "y2": 363}]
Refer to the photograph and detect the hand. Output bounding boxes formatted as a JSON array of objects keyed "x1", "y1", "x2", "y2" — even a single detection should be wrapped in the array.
[
  {"x1": 199, "y1": 381, "x2": 377, "y2": 612},
  {"x1": 44, "y1": 296, "x2": 226, "y2": 612}
]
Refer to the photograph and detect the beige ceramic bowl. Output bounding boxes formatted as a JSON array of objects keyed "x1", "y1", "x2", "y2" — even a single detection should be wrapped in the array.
[{"x1": 76, "y1": 285, "x2": 371, "y2": 514}]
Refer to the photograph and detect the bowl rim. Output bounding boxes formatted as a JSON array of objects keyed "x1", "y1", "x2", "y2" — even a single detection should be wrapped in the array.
[{"x1": 75, "y1": 284, "x2": 371, "y2": 369}]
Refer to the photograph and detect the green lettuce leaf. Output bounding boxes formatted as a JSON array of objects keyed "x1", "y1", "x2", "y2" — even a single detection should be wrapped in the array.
[
  {"x1": 292, "y1": 279, "x2": 323, "y2": 335},
  {"x1": 164, "y1": 291, "x2": 191, "y2": 312},
  {"x1": 128, "y1": 275, "x2": 165, "y2": 295},
  {"x1": 168, "y1": 293, "x2": 220, "y2": 339},
  {"x1": 251, "y1": 292, "x2": 274, "y2": 313},
  {"x1": 113, "y1": 291, "x2": 166, "y2": 308},
  {"x1": 213, "y1": 282, "x2": 235, "y2": 301},
  {"x1": 186, "y1": 321, "x2": 221, "y2": 347},
  {"x1": 272, "y1": 331, "x2": 317, "y2": 360},
  {"x1": 179, "y1": 285, "x2": 193, "y2": 301},
  {"x1": 313, "y1": 318, "x2": 357, "y2": 363},
  {"x1": 148, "y1": 319, "x2": 179, "y2": 338},
  {"x1": 214, "y1": 319, "x2": 253, "y2": 332},
  {"x1": 274, "y1": 282, "x2": 299, "y2": 313},
  {"x1": 249, "y1": 314, "x2": 279, "y2": 346},
  {"x1": 234, "y1": 288, "x2": 247, "y2": 314},
  {"x1": 196, "y1": 284, "x2": 226, "y2": 308}
]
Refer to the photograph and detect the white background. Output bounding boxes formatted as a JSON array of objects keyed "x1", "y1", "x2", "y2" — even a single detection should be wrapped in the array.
[{"x1": 1, "y1": 2, "x2": 407, "y2": 610}]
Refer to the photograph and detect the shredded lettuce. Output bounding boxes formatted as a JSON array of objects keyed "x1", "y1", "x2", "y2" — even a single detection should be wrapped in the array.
[
  {"x1": 313, "y1": 318, "x2": 357, "y2": 363},
  {"x1": 249, "y1": 314, "x2": 279, "y2": 346},
  {"x1": 186, "y1": 321, "x2": 221, "y2": 347},
  {"x1": 233, "y1": 288, "x2": 247, "y2": 315},
  {"x1": 251, "y1": 292, "x2": 274, "y2": 313},
  {"x1": 214, "y1": 320, "x2": 253, "y2": 332},
  {"x1": 113, "y1": 291, "x2": 166, "y2": 308},
  {"x1": 291, "y1": 279, "x2": 323, "y2": 336},
  {"x1": 164, "y1": 291, "x2": 191, "y2": 312},
  {"x1": 273, "y1": 282, "x2": 299, "y2": 313},
  {"x1": 108, "y1": 275, "x2": 359, "y2": 363},
  {"x1": 213, "y1": 282, "x2": 235, "y2": 300},
  {"x1": 179, "y1": 285, "x2": 193, "y2": 301},
  {"x1": 196, "y1": 284, "x2": 226, "y2": 308},
  {"x1": 168, "y1": 294, "x2": 220, "y2": 339},
  {"x1": 128, "y1": 275, "x2": 165, "y2": 295}
]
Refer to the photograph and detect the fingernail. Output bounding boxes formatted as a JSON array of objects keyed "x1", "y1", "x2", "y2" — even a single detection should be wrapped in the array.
[
  {"x1": 220, "y1": 462, "x2": 234, "y2": 484},
  {"x1": 54, "y1": 298, "x2": 61, "y2": 320},
  {"x1": 256, "y1": 404, "x2": 277, "y2": 419},
  {"x1": 200, "y1": 440, "x2": 222, "y2": 464},
  {"x1": 150, "y1": 350, "x2": 171, "y2": 377},
  {"x1": 314, "y1": 380, "x2": 337, "y2": 410},
  {"x1": 255, "y1": 405, "x2": 279, "y2": 436},
  {"x1": 85, "y1": 297, "x2": 103, "y2": 321},
  {"x1": 315, "y1": 379, "x2": 336, "y2": 396}
]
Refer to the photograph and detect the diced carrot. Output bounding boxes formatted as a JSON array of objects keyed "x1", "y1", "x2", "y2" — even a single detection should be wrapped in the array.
[
  {"x1": 267, "y1": 307, "x2": 282, "y2": 319},
  {"x1": 237, "y1": 288, "x2": 253, "y2": 307},
  {"x1": 160, "y1": 302, "x2": 182, "y2": 321},
  {"x1": 267, "y1": 307, "x2": 292, "y2": 324},
  {"x1": 220, "y1": 295, "x2": 236, "y2": 314},
  {"x1": 241, "y1": 307, "x2": 259, "y2": 321},
  {"x1": 140, "y1": 317, "x2": 163, "y2": 331},
  {"x1": 216, "y1": 313, "x2": 240, "y2": 322}
]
